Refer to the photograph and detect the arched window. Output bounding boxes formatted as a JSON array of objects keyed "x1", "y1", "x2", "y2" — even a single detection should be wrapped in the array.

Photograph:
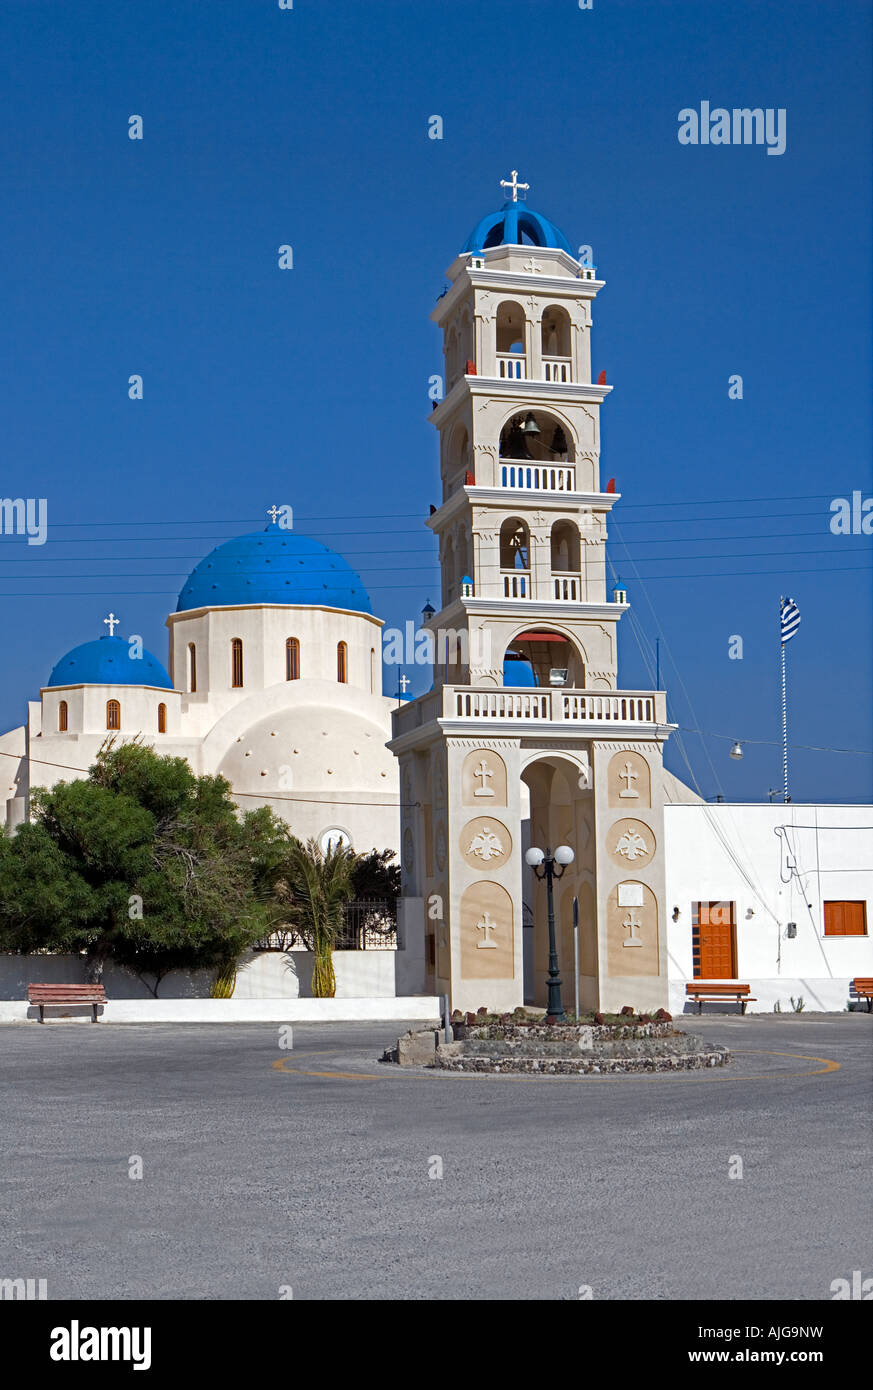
[
  {"x1": 370, "y1": 647, "x2": 376, "y2": 693},
  {"x1": 443, "y1": 535, "x2": 455, "y2": 605},
  {"x1": 496, "y1": 301, "x2": 526, "y2": 355},
  {"x1": 337, "y1": 641, "x2": 348, "y2": 684},
  {"x1": 550, "y1": 520, "x2": 581, "y2": 572},
  {"x1": 286, "y1": 637, "x2": 300, "y2": 681},
  {"x1": 106, "y1": 699, "x2": 121, "y2": 731},
  {"x1": 188, "y1": 642, "x2": 197, "y2": 693},
  {"x1": 500, "y1": 518, "x2": 530, "y2": 570},
  {"x1": 58, "y1": 700, "x2": 68, "y2": 732},
  {"x1": 157, "y1": 703, "x2": 167, "y2": 734},
  {"x1": 541, "y1": 305, "x2": 572, "y2": 381},
  {"x1": 231, "y1": 638, "x2": 244, "y2": 688}
]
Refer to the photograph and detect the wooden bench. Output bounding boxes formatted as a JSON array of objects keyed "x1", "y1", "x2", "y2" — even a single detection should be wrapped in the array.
[
  {"x1": 686, "y1": 982, "x2": 756, "y2": 1015},
  {"x1": 851, "y1": 978, "x2": 873, "y2": 1012},
  {"x1": 28, "y1": 983, "x2": 105, "y2": 1023}
]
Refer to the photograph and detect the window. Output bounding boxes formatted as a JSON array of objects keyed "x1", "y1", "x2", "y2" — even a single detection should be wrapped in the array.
[
  {"x1": 337, "y1": 641, "x2": 348, "y2": 683},
  {"x1": 231, "y1": 638, "x2": 243, "y2": 688},
  {"x1": 157, "y1": 703, "x2": 167, "y2": 734},
  {"x1": 370, "y1": 647, "x2": 376, "y2": 693},
  {"x1": 188, "y1": 642, "x2": 197, "y2": 693},
  {"x1": 824, "y1": 901, "x2": 867, "y2": 937},
  {"x1": 106, "y1": 699, "x2": 121, "y2": 731},
  {"x1": 58, "y1": 700, "x2": 68, "y2": 732},
  {"x1": 286, "y1": 637, "x2": 300, "y2": 681}
]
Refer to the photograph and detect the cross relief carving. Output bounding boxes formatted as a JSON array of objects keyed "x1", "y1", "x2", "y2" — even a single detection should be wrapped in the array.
[{"x1": 622, "y1": 911, "x2": 643, "y2": 948}]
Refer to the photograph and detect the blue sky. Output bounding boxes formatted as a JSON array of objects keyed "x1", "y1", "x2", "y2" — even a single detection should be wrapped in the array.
[{"x1": 0, "y1": 0, "x2": 870, "y2": 802}]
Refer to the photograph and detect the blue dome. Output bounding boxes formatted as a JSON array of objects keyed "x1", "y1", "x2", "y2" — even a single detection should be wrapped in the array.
[
  {"x1": 177, "y1": 530, "x2": 372, "y2": 615},
  {"x1": 503, "y1": 654, "x2": 538, "y2": 688},
  {"x1": 47, "y1": 636, "x2": 173, "y2": 689},
  {"x1": 463, "y1": 202, "x2": 572, "y2": 256}
]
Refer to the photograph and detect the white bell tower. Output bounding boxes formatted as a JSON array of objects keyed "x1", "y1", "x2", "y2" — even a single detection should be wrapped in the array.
[{"x1": 391, "y1": 176, "x2": 675, "y2": 1016}]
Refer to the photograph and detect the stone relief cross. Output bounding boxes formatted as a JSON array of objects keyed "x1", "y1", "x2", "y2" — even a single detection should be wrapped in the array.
[
  {"x1": 473, "y1": 759, "x2": 495, "y2": 797},
  {"x1": 622, "y1": 911, "x2": 643, "y2": 947},
  {"x1": 619, "y1": 761, "x2": 640, "y2": 798},
  {"x1": 476, "y1": 913, "x2": 498, "y2": 949}
]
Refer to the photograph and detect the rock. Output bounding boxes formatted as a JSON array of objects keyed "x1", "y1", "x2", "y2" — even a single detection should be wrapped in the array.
[{"x1": 396, "y1": 1029, "x2": 438, "y2": 1067}]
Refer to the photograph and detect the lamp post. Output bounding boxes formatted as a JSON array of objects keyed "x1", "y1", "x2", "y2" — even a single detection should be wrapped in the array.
[{"x1": 525, "y1": 844, "x2": 575, "y2": 1022}]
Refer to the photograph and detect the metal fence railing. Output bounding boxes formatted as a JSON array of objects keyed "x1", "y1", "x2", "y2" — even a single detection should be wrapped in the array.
[{"x1": 252, "y1": 900, "x2": 397, "y2": 953}]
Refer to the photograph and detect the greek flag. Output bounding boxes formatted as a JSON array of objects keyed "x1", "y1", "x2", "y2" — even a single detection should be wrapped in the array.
[{"x1": 780, "y1": 597, "x2": 801, "y2": 643}]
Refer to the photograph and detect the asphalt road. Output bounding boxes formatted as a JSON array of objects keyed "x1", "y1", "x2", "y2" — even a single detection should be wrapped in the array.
[{"x1": 0, "y1": 1013, "x2": 870, "y2": 1300}]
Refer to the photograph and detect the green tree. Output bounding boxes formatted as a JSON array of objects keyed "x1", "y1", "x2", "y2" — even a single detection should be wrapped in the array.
[
  {"x1": 349, "y1": 847, "x2": 400, "y2": 905},
  {"x1": 0, "y1": 741, "x2": 289, "y2": 995}
]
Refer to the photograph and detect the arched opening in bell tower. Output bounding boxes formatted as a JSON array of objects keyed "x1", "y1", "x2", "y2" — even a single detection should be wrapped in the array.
[
  {"x1": 499, "y1": 517, "x2": 531, "y2": 599},
  {"x1": 496, "y1": 301, "x2": 527, "y2": 379},
  {"x1": 498, "y1": 409, "x2": 575, "y2": 491},
  {"x1": 502, "y1": 628, "x2": 585, "y2": 688},
  {"x1": 541, "y1": 305, "x2": 572, "y2": 382},
  {"x1": 520, "y1": 754, "x2": 595, "y2": 1009}
]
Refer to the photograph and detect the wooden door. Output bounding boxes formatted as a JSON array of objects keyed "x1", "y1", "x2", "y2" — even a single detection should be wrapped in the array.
[{"x1": 693, "y1": 901, "x2": 736, "y2": 978}]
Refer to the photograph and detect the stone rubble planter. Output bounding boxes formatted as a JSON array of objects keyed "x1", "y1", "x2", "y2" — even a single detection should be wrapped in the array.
[
  {"x1": 387, "y1": 1020, "x2": 731, "y2": 1075},
  {"x1": 433, "y1": 1044, "x2": 730, "y2": 1075}
]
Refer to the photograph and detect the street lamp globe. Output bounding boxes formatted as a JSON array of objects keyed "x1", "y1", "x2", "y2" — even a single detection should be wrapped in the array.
[
  {"x1": 554, "y1": 845, "x2": 575, "y2": 866},
  {"x1": 525, "y1": 847, "x2": 545, "y2": 867}
]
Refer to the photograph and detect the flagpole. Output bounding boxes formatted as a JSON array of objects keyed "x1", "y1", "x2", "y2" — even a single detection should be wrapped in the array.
[
  {"x1": 781, "y1": 636, "x2": 789, "y2": 803},
  {"x1": 779, "y1": 596, "x2": 800, "y2": 804}
]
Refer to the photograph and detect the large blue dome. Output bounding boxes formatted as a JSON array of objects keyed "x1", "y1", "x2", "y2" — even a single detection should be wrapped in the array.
[
  {"x1": 177, "y1": 530, "x2": 372, "y2": 615},
  {"x1": 463, "y1": 202, "x2": 572, "y2": 256},
  {"x1": 47, "y1": 636, "x2": 173, "y2": 689}
]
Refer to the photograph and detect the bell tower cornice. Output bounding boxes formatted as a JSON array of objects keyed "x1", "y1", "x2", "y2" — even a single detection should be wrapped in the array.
[
  {"x1": 433, "y1": 257, "x2": 605, "y2": 327},
  {"x1": 430, "y1": 374, "x2": 613, "y2": 431}
]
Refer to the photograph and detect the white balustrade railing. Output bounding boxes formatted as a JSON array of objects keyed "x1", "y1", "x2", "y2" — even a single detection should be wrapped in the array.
[
  {"x1": 561, "y1": 692, "x2": 657, "y2": 723},
  {"x1": 553, "y1": 574, "x2": 580, "y2": 600},
  {"x1": 453, "y1": 689, "x2": 552, "y2": 720},
  {"x1": 499, "y1": 462, "x2": 576, "y2": 492},
  {"x1": 443, "y1": 686, "x2": 663, "y2": 725},
  {"x1": 543, "y1": 356, "x2": 572, "y2": 383},
  {"x1": 497, "y1": 354, "x2": 525, "y2": 380},
  {"x1": 502, "y1": 571, "x2": 530, "y2": 598}
]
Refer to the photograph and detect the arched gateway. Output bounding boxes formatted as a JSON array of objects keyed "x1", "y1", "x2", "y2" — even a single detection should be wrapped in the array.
[{"x1": 389, "y1": 175, "x2": 674, "y2": 1015}]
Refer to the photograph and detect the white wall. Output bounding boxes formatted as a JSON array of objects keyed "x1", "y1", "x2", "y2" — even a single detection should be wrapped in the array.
[
  {"x1": 0, "y1": 949, "x2": 398, "y2": 1000},
  {"x1": 665, "y1": 803, "x2": 873, "y2": 1011}
]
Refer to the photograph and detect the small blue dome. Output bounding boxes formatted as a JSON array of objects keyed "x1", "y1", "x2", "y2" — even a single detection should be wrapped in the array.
[
  {"x1": 503, "y1": 654, "x2": 538, "y2": 688},
  {"x1": 177, "y1": 530, "x2": 372, "y2": 615},
  {"x1": 463, "y1": 202, "x2": 572, "y2": 256},
  {"x1": 47, "y1": 636, "x2": 173, "y2": 689}
]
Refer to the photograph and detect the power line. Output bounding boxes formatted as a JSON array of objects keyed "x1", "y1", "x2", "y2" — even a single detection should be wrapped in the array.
[
  {"x1": 28, "y1": 493, "x2": 835, "y2": 528},
  {"x1": 677, "y1": 728, "x2": 873, "y2": 757},
  {"x1": 0, "y1": 547, "x2": 866, "y2": 584}
]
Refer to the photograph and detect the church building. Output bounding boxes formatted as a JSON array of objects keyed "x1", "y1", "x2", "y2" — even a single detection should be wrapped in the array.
[{"x1": 0, "y1": 529, "x2": 400, "y2": 858}]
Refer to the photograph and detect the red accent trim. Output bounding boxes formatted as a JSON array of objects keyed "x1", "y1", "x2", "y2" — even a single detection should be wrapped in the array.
[
  {"x1": 465, "y1": 360, "x2": 477, "y2": 375},
  {"x1": 514, "y1": 632, "x2": 569, "y2": 643}
]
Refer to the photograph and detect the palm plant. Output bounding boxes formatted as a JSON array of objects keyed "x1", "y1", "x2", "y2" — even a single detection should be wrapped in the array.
[{"x1": 280, "y1": 837, "x2": 355, "y2": 997}]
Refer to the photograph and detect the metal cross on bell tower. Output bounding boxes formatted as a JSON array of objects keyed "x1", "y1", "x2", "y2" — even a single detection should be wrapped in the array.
[{"x1": 499, "y1": 169, "x2": 529, "y2": 203}]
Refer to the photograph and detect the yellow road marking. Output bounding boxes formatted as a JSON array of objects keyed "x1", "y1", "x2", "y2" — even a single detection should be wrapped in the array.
[{"x1": 271, "y1": 1048, "x2": 841, "y2": 1084}]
